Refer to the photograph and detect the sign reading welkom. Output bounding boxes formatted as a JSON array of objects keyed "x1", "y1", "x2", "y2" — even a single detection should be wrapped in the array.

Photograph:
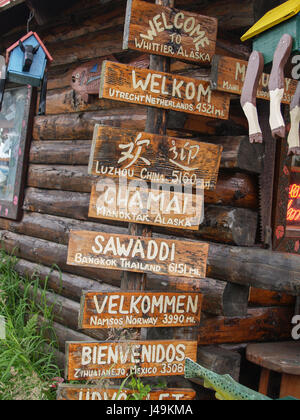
[
  {"x1": 99, "y1": 61, "x2": 230, "y2": 119},
  {"x1": 67, "y1": 231, "x2": 209, "y2": 279},
  {"x1": 123, "y1": 0, "x2": 218, "y2": 64},
  {"x1": 89, "y1": 125, "x2": 223, "y2": 189},
  {"x1": 79, "y1": 291, "x2": 203, "y2": 329},
  {"x1": 65, "y1": 340, "x2": 197, "y2": 380}
]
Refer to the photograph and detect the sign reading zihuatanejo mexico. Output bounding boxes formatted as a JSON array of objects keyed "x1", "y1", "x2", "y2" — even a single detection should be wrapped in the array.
[
  {"x1": 99, "y1": 61, "x2": 230, "y2": 119},
  {"x1": 57, "y1": 384, "x2": 196, "y2": 400},
  {"x1": 89, "y1": 178, "x2": 204, "y2": 230},
  {"x1": 79, "y1": 291, "x2": 203, "y2": 329},
  {"x1": 65, "y1": 340, "x2": 197, "y2": 380},
  {"x1": 67, "y1": 231, "x2": 209, "y2": 279},
  {"x1": 211, "y1": 55, "x2": 297, "y2": 104},
  {"x1": 123, "y1": 0, "x2": 218, "y2": 65},
  {"x1": 89, "y1": 125, "x2": 223, "y2": 190}
]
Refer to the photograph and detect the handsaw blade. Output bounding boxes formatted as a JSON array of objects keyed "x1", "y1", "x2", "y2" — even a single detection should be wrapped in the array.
[{"x1": 0, "y1": 55, "x2": 6, "y2": 111}]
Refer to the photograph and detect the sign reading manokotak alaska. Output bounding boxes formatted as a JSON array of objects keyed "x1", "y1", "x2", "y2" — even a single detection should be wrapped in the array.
[{"x1": 123, "y1": 0, "x2": 218, "y2": 64}]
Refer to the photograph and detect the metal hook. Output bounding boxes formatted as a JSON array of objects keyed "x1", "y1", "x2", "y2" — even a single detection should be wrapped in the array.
[{"x1": 27, "y1": 10, "x2": 35, "y2": 33}]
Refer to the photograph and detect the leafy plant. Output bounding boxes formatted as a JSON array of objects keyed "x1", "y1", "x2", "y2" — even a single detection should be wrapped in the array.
[{"x1": 116, "y1": 373, "x2": 168, "y2": 400}]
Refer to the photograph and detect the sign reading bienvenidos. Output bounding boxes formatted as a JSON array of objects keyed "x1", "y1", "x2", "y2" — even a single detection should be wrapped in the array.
[
  {"x1": 211, "y1": 55, "x2": 297, "y2": 104},
  {"x1": 99, "y1": 61, "x2": 230, "y2": 119},
  {"x1": 65, "y1": 340, "x2": 197, "y2": 380},
  {"x1": 123, "y1": 0, "x2": 218, "y2": 65},
  {"x1": 57, "y1": 384, "x2": 196, "y2": 400},
  {"x1": 79, "y1": 291, "x2": 203, "y2": 329},
  {"x1": 89, "y1": 125, "x2": 223, "y2": 190},
  {"x1": 67, "y1": 231, "x2": 209, "y2": 279}
]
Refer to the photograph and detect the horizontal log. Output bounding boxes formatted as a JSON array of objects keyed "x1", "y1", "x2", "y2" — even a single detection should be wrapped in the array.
[
  {"x1": 27, "y1": 164, "x2": 258, "y2": 209},
  {"x1": 30, "y1": 141, "x2": 91, "y2": 165},
  {"x1": 249, "y1": 288, "x2": 295, "y2": 307}
]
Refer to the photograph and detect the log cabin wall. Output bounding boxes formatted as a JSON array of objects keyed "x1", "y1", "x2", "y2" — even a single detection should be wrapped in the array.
[{"x1": 0, "y1": 0, "x2": 296, "y2": 378}]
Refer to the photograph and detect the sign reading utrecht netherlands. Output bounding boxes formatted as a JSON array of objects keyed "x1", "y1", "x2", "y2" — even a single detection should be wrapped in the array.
[
  {"x1": 123, "y1": 0, "x2": 218, "y2": 64},
  {"x1": 65, "y1": 340, "x2": 198, "y2": 380},
  {"x1": 99, "y1": 61, "x2": 230, "y2": 119},
  {"x1": 67, "y1": 231, "x2": 209, "y2": 279}
]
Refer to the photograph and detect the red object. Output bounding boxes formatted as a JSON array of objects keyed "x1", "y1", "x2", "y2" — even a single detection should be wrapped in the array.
[{"x1": 0, "y1": 0, "x2": 11, "y2": 7}]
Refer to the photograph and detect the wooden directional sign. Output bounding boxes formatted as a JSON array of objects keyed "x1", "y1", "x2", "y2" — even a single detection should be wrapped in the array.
[
  {"x1": 57, "y1": 384, "x2": 196, "y2": 400},
  {"x1": 211, "y1": 55, "x2": 297, "y2": 104},
  {"x1": 89, "y1": 125, "x2": 223, "y2": 190},
  {"x1": 67, "y1": 231, "x2": 209, "y2": 279},
  {"x1": 89, "y1": 179, "x2": 204, "y2": 230},
  {"x1": 65, "y1": 340, "x2": 197, "y2": 380},
  {"x1": 123, "y1": 0, "x2": 218, "y2": 65},
  {"x1": 99, "y1": 61, "x2": 230, "y2": 119},
  {"x1": 79, "y1": 291, "x2": 203, "y2": 329}
]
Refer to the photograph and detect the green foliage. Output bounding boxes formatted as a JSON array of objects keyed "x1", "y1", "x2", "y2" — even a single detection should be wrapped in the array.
[
  {"x1": 116, "y1": 374, "x2": 168, "y2": 400},
  {"x1": 0, "y1": 251, "x2": 61, "y2": 400}
]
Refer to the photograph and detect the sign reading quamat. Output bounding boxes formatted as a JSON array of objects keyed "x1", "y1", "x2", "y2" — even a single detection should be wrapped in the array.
[
  {"x1": 99, "y1": 61, "x2": 230, "y2": 119},
  {"x1": 67, "y1": 231, "x2": 209, "y2": 279},
  {"x1": 65, "y1": 340, "x2": 197, "y2": 380},
  {"x1": 79, "y1": 291, "x2": 203, "y2": 329},
  {"x1": 123, "y1": 0, "x2": 218, "y2": 65}
]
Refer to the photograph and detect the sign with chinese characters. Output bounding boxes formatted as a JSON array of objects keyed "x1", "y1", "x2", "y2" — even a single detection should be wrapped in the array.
[
  {"x1": 287, "y1": 171, "x2": 300, "y2": 225},
  {"x1": 79, "y1": 291, "x2": 203, "y2": 329},
  {"x1": 123, "y1": 0, "x2": 217, "y2": 65},
  {"x1": 89, "y1": 178, "x2": 204, "y2": 230},
  {"x1": 65, "y1": 340, "x2": 197, "y2": 380},
  {"x1": 211, "y1": 55, "x2": 297, "y2": 104},
  {"x1": 57, "y1": 384, "x2": 196, "y2": 400},
  {"x1": 99, "y1": 61, "x2": 230, "y2": 119},
  {"x1": 67, "y1": 231, "x2": 209, "y2": 279},
  {"x1": 89, "y1": 125, "x2": 223, "y2": 190}
]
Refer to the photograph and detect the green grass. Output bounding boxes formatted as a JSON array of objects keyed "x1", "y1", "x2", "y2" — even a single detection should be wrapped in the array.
[{"x1": 0, "y1": 251, "x2": 61, "y2": 400}]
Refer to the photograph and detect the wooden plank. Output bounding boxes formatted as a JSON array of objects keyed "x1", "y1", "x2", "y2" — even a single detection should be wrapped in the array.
[
  {"x1": 88, "y1": 125, "x2": 223, "y2": 190},
  {"x1": 67, "y1": 231, "x2": 209, "y2": 279},
  {"x1": 89, "y1": 180, "x2": 204, "y2": 230},
  {"x1": 99, "y1": 61, "x2": 230, "y2": 119},
  {"x1": 211, "y1": 55, "x2": 297, "y2": 104},
  {"x1": 57, "y1": 384, "x2": 196, "y2": 400},
  {"x1": 79, "y1": 291, "x2": 203, "y2": 329},
  {"x1": 123, "y1": 0, "x2": 217, "y2": 65},
  {"x1": 65, "y1": 340, "x2": 197, "y2": 380}
]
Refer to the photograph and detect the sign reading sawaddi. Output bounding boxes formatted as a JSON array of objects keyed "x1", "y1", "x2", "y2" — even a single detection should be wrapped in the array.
[
  {"x1": 79, "y1": 291, "x2": 203, "y2": 329},
  {"x1": 99, "y1": 61, "x2": 230, "y2": 119},
  {"x1": 123, "y1": 0, "x2": 218, "y2": 65},
  {"x1": 89, "y1": 125, "x2": 223, "y2": 190},
  {"x1": 67, "y1": 231, "x2": 209, "y2": 279},
  {"x1": 211, "y1": 55, "x2": 297, "y2": 104},
  {"x1": 57, "y1": 384, "x2": 196, "y2": 400},
  {"x1": 65, "y1": 340, "x2": 197, "y2": 380}
]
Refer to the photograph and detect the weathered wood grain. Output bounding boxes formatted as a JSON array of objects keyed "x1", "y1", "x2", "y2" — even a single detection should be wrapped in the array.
[
  {"x1": 88, "y1": 125, "x2": 223, "y2": 189},
  {"x1": 65, "y1": 340, "x2": 198, "y2": 380},
  {"x1": 79, "y1": 291, "x2": 202, "y2": 329},
  {"x1": 123, "y1": 0, "x2": 217, "y2": 64},
  {"x1": 99, "y1": 61, "x2": 230, "y2": 119},
  {"x1": 67, "y1": 231, "x2": 209, "y2": 279},
  {"x1": 249, "y1": 288, "x2": 295, "y2": 307}
]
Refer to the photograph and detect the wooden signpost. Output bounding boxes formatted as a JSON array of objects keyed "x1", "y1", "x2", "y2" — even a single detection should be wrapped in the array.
[
  {"x1": 65, "y1": 340, "x2": 198, "y2": 380},
  {"x1": 211, "y1": 55, "x2": 297, "y2": 104},
  {"x1": 67, "y1": 231, "x2": 209, "y2": 279},
  {"x1": 57, "y1": 384, "x2": 196, "y2": 400},
  {"x1": 99, "y1": 61, "x2": 230, "y2": 119},
  {"x1": 123, "y1": 0, "x2": 218, "y2": 65},
  {"x1": 89, "y1": 125, "x2": 223, "y2": 190},
  {"x1": 79, "y1": 291, "x2": 203, "y2": 329}
]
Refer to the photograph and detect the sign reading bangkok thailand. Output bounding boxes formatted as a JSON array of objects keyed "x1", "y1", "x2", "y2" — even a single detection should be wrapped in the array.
[
  {"x1": 99, "y1": 61, "x2": 230, "y2": 119},
  {"x1": 89, "y1": 125, "x2": 223, "y2": 190},
  {"x1": 67, "y1": 231, "x2": 209, "y2": 279},
  {"x1": 57, "y1": 384, "x2": 196, "y2": 400},
  {"x1": 79, "y1": 291, "x2": 203, "y2": 329},
  {"x1": 211, "y1": 55, "x2": 297, "y2": 104},
  {"x1": 123, "y1": 0, "x2": 218, "y2": 64},
  {"x1": 65, "y1": 340, "x2": 198, "y2": 380}
]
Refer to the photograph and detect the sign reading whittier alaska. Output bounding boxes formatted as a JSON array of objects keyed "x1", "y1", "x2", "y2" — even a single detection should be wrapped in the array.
[
  {"x1": 123, "y1": 0, "x2": 218, "y2": 64},
  {"x1": 89, "y1": 125, "x2": 223, "y2": 190},
  {"x1": 79, "y1": 291, "x2": 203, "y2": 329},
  {"x1": 67, "y1": 231, "x2": 209, "y2": 279},
  {"x1": 65, "y1": 340, "x2": 197, "y2": 380},
  {"x1": 99, "y1": 61, "x2": 230, "y2": 119}
]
